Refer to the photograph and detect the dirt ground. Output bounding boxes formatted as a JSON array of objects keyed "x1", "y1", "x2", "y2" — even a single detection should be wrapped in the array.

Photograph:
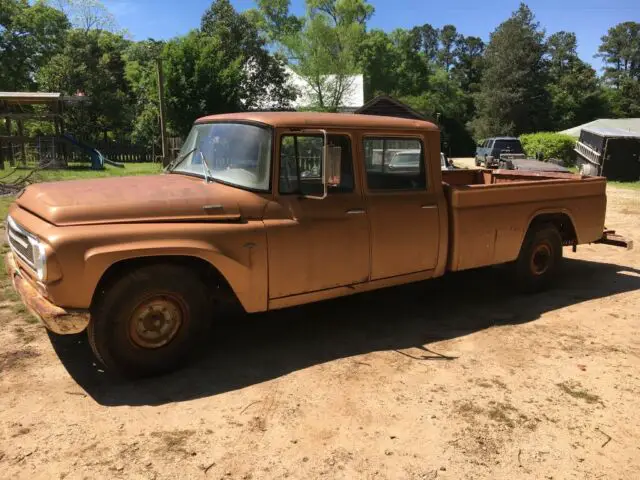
[{"x1": 0, "y1": 186, "x2": 638, "y2": 480}]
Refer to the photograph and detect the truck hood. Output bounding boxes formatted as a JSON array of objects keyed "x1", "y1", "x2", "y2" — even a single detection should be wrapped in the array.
[{"x1": 15, "y1": 173, "x2": 268, "y2": 226}]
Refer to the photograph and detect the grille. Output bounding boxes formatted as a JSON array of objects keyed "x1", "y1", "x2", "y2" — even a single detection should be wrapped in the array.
[{"x1": 7, "y1": 217, "x2": 35, "y2": 269}]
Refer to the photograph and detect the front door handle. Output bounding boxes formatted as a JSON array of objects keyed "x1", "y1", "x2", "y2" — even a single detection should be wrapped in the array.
[
  {"x1": 421, "y1": 205, "x2": 437, "y2": 209},
  {"x1": 346, "y1": 208, "x2": 366, "y2": 215}
]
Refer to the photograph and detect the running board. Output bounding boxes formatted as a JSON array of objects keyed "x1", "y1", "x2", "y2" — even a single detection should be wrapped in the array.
[{"x1": 593, "y1": 230, "x2": 633, "y2": 250}]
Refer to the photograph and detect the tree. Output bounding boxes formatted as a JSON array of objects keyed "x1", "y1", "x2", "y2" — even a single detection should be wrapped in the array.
[
  {"x1": 161, "y1": 31, "x2": 245, "y2": 137},
  {"x1": 360, "y1": 29, "x2": 397, "y2": 99},
  {"x1": 47, "y1": 0, "x2": 117, "y2": 32},
  {"x1": 201, "y1": 0, "x2": 295, "y2": 111},
  {"x1": 451, "y1": 36, "x2": 484, "y2": 91},
  {"x1": 415, "y1": 23, "x2": 438, "y2": 63},
  {"x1": 470, "y1": 3, "x2": 551, "y2": 138},
  {"x1": 437, "y1": 25, "x2": 459, "y2": 71},
  {"x1": 0, "y1": 0, "x2": 70, "y2": 90},
  {"x1": 598, "y1": 22, "x2": 640, "y2": 117},
  {"x1": 124, "y1": 39, "x2": 165, "y2": 145},
  {"x1": 387, "y1": 28, "x2": 431, "y2": 97},
  {"x1": 122, "y1": 0, "x2": 296, "y2": 143},
  {"x1": 37, "y1": 28, "x2": 133, "y2": 140},
  {"x1": 255, "y1": 0, "x2": 374, "y2": 111},
  {"x1": 546, "y1": 31, "x2": 607, "y2": 129},
  {"x1": 598, "y1": 21, "x2": 640, "y2": 85}
]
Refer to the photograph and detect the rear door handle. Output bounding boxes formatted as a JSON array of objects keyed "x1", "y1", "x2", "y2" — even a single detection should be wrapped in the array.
[{"x1": 346, "y1": 208, "x2": 366, "y2": 215}]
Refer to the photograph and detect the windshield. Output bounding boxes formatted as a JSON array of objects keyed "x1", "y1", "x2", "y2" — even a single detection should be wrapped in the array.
[{"x1": 171, "y1": 123, "x2": 272, "y2": 191}]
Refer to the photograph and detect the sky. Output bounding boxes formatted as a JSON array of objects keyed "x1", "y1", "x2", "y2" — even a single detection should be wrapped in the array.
[{"x1": 104, "y1": 0, "x2": 639, "y2": 71}]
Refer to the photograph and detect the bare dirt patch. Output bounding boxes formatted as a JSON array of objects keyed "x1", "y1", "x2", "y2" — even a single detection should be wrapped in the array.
[{"x1": 0, "y1": 185, "x2": 639, "y2": 479}]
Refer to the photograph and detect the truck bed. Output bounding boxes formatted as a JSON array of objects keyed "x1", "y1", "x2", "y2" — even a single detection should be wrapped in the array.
[{"x1": 441, "y1": 169, "x2": 607, "y2": 271}]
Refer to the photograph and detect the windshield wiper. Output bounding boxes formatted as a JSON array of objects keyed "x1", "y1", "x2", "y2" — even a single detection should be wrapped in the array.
[
  {"x1": 198, "y1": 151, "x2": 214, "y2": 184},
  {"x1": 165, "y1": 147, "x2": 196, "y2": 172}
]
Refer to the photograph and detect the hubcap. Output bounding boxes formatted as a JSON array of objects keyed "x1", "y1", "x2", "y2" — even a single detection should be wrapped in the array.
[
  {"x1": 129, "y1": 295, "x2": 185, "y2": 349},
  {"x1": 530, "y1": 243, "x2": 552, "y2": 276}
]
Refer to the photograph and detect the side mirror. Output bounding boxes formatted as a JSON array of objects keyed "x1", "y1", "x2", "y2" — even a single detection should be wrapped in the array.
[
  {"x1": 302, "y1": 129, "x2": 341, "y2": 200},
  {"x1": 325, "y1": 144, "x2": 342, "y2": 187}
]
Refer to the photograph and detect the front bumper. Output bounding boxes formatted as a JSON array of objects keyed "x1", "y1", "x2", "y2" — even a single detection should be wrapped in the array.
[{"x1": 4, "y1": 252, "x2": 89, "y2": 334}]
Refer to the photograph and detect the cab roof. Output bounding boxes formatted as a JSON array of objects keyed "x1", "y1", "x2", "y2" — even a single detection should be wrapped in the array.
[{"x1": 195, "y1": 111, "x2": 439, "y2": 131}]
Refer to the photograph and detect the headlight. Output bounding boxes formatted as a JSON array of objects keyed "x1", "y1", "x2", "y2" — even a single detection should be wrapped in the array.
[
  {"x1": 7, "y1": 215, "x2": 48, "y2": 282},
  {"x1": 28, "y1": 236, "x2": 47, "y2": 282}
]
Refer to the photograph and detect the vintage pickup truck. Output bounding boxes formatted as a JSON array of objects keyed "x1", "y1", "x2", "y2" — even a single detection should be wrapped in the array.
[{"x1": 4, "y1": 112, "x2": 632, "y2": 377}]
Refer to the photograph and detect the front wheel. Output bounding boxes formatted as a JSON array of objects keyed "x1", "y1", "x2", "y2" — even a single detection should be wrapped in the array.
[
  {"x1": 514, "y1": 225, "x2": 563, "y2": 293},
  {"x1": 88, "y1": 263, "x2": 211, "y2": 377}
]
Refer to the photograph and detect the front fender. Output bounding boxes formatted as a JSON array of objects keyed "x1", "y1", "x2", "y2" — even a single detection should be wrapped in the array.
[{"x1": 81, "y1": 236, "x2": 267, "y2": 313}]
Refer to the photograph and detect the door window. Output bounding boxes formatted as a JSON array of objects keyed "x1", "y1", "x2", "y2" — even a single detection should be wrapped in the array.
[
  {"x1": 279, "y1": 134, "x2": 354, "y2": 195},
  {"x1": 363, "y1": 138, "x2": 426, "y2": 190}
]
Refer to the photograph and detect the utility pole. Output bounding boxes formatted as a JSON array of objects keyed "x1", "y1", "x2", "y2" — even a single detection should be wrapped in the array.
[{"x1": 156, "y1": 57, "x2": 169, "y2": 166}]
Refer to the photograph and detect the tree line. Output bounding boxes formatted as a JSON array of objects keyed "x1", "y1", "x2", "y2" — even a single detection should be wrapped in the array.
[{"x1": 1, "y1": 0, "x2": 638, "y2": 155}]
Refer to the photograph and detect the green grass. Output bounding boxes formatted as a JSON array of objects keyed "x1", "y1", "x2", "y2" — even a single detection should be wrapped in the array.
[
  {"x1": 1, "y1": 162, "x2": 163, "y2": 220},
  {"x1": 0, "y1": 162, "x2": 162, "y2": 184},
  {"x1": 0, "y1": 196, "x2": 12, "y2": 220},
  {"x1": 608, "y1": 181, "x2": 640, "y2": 190}
]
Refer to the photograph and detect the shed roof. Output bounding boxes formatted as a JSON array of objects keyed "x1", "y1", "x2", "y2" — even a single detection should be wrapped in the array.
[
  {"x1": 560, "y1": 118, "x2": 640, "y2": 138},
  {"x1": 355, "y1": 95, "x2": 426, "y2": 121},
  {"x1": 582, "y1": 126, "x2": 640, "y2": 139},
  {"x1": 0, "y1": 92, "x2": 61, "y2": 104}
]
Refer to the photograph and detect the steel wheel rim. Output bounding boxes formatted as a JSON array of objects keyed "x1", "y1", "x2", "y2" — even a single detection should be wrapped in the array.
[
  {"x1": 530, "y1": 243, "x2": 552, "y2": 276},
  {"x1": 129, "y1": 294, "x2": 186, "y2": 349}
]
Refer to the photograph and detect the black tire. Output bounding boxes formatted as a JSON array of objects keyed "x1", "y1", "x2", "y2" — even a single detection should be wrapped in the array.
[
  {"x1": 475, "y1": 157, "x2": 481, "y2": 167},
  {"x1": 88, "y1": 263, "x2": 211, "y2": 378},
  {"x1": 514, "y1": 224, "x2": 563, "y2": 293}
]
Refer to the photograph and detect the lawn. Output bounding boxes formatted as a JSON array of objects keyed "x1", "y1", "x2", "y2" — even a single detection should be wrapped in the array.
[
  {"x1": 608, "y1": 181, "x2": 640, "y2": 190},
  {"x1": 0, "y1": 162, "x2": 163, "y2": 220}
]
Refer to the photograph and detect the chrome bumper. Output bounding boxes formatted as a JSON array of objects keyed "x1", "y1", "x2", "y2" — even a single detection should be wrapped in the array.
[{"x1": 4, "y1": 252, "x2": 89, "y2": 334}]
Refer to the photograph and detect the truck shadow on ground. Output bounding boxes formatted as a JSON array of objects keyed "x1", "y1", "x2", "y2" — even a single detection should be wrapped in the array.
[{"x1": 49, "y1": 257, "x2": 640, "y2": 406}]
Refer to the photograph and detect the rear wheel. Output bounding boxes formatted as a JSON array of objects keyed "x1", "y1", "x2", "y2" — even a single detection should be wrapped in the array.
[
  {"x1": 514, "y1": 224, "x2": 563, "y2": 293},
  {"x1": 88, "y1": 263, "x2": 211, "y2": 377}
]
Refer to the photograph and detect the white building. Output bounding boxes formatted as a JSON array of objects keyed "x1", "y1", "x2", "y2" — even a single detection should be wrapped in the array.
[{"x1": 284, "y1": 66, "x2": 364, "y2": 112}]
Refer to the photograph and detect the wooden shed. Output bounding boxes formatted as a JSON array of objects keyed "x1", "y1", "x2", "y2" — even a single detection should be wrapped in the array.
[{"x1": 355, "y1": 95, "x2": 426, "y2": 121}]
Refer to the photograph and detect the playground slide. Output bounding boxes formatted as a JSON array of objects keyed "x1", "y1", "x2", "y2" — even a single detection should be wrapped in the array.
[{"x1": 62, "y1": 134, "x2": 125, "y2": 169}]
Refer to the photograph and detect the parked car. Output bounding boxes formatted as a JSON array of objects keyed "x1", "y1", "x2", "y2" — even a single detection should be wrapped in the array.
[
  {"x1": 4, "y1": 112, "x2": 632, "y2": 377},
  {"x1": 475, "y1": 137, "x2": 525, "y2": 167},
  {"x1": 387, "y1": 150, "x2": 455, "y2": 171},
  {"x1": 440, "y1": 152, "x2": 457, "y2": 170},
  {"x1": 387, "y1": 149, "x2": 421, "y2": 172}
]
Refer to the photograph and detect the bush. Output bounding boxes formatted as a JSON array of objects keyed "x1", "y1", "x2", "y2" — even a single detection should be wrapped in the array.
[{"x1": 519, "y1": 132, "x2": 577, "y2": 166}]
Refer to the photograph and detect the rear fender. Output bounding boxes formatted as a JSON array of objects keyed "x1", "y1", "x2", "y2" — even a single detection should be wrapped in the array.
[{"x1": 523, "y1": 208, "x2": 579, "y2": 246}]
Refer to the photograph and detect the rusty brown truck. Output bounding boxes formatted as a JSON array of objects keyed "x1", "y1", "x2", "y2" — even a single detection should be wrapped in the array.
[{"x1": 4, "y1": 113, "x2": 632, "y2": 376}]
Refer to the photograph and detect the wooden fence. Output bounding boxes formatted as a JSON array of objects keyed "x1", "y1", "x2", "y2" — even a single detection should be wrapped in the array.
[
  {"x1": 94, "y1": 141, "x2": 154, "y2": 163},
  {"x1": 0, "y1": 135, "x2": 171, "y2": 168}
]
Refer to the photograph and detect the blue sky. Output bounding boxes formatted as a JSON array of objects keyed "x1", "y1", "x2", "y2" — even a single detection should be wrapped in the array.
[{"x1": 104, "y1": 0, "x2": 639, "y2": 71}]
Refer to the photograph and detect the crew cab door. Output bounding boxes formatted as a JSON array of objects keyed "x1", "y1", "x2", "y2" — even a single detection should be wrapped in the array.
[
  {"x1": 362, "y1": 136, "x2": 440, "y2": 280},
  {"x1": 266, "y1": 131, "x2": 370, "y2": 299}
]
